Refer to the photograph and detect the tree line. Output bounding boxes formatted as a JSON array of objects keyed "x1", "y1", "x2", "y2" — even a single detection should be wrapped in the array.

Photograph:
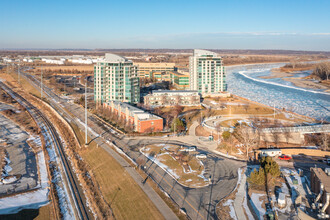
[{"x1": 312, "y1": 62, "x2": 330, "y2": 81}]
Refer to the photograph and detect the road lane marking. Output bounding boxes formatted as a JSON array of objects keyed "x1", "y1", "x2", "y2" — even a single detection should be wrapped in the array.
[{"x1": 149, "y1": 163, "x2": 205, "y2": 220}]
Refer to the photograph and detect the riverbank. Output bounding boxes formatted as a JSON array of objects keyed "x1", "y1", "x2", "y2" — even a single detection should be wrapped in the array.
[
  {"x1": 257, "y1": 62, "x2": 330, "y2": 92},
  {"x1": 283, "y1": 77, "x2": 330, "y2": 93},
  {"x1": 259, "y1": 70, "x2": 330, "y2": 92}
]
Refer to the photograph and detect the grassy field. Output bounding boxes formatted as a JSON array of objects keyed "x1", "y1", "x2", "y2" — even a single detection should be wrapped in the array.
[
  {"x1": 71, "y1": 123, "x2": 164, "y2": 220},
  {"x1": 0, "y1": 70, "x2": 41, "y2": 98},
  {"x1": 143, "y1": 144, "x2": 208, "y2": 187},
  {"x1": 34, "y1": 204, "x2": 54, "y2": 220}
]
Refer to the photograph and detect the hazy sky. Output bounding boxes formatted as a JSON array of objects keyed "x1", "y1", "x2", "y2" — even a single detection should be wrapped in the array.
[{"x1": 1, "y1": 0, "x2": 330, "y2": 51}]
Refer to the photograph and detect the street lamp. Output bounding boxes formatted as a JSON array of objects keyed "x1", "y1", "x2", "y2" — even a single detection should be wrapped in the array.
[{"x1": 85, "y1": 81, "x2": 88, "y2": 146}]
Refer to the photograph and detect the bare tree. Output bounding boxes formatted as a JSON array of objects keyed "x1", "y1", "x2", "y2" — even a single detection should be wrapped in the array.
[
  {"x1": 283, "y1": 130, "x2": 293, "y2": 144},
  {"x1": 321, "y1": 133, "x2": 329, "y2": 151},
  {"x1": 234, "y1": 124, "x2": 260, "y2": 159},
  {"x1": 243, "y1": 103, "x2": 249, "y2": 112},
  {"x1": 271, "y1": 131, "x2": 280, "y2": 147}
]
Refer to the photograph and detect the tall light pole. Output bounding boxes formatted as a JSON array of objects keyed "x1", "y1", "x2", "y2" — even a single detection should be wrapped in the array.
[
  {"x1": 85, "y1": 81, "x2": 88, "y2": 146},
  {"x1": 229, "y1": 106, "x2": 232, "y2": 127},
  {"x1": 273, "y1": 103, "x2": 276, "y2": 119},
  {"x1": 18, "y1": 64, "x2": 20, "y2": 84},
  {"x1": 41, "y1": 65, "x2": 43, "y2": 99}
]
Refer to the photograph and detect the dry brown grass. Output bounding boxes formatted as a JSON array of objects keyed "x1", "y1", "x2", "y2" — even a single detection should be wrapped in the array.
[
  {"x1": 143, "y1": 144, "x2": 208, "y2": 187},
  {"x1": 1, "y1": 69, "x2": 41, "y2": 98},
  {"x1": 34, "y1": 204, "x2": 54, "y2": 220},
  {"x1": 74, "y1": 130, "x2": 164, "y2": 220}
]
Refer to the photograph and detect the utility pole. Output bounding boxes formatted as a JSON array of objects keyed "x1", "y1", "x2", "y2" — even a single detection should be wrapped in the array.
[
  {"x1": 174, "y1": 118, "x2": 176, "y2": 136},
  {"x1": 18, "y1": 64, "x2": 20, "y2": 84},
  {"x1": 85, "y1": 81, "x2": 88, "y2": 146},
  {"x1": 229, "y1": 106, "x2": 232, "y2": 127},
  {"x1": 273, "y1": 104, "x2": 276, "y2": 119},
  {"x1": 41, "y1": 65, "x2": 43, "y2": 99}
]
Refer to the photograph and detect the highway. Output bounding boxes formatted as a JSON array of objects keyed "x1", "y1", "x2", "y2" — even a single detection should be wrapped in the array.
[
  {"x1": 0, "y1": 81, "x2": 91, "y2": 220},
  {"x1": 19, "y1": 69, "x2": 245, "y2": 219}
]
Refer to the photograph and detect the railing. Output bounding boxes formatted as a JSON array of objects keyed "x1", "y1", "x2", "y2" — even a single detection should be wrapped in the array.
[{"x1": 202, "y1": 114, "x2": 330, "y2": 134}]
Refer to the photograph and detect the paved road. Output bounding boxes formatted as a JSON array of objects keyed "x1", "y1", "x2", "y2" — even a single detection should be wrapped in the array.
[
  {"x1": 21, "y1": 70, "x2": 245, "y2": 219},
  {"x1": 19, "y1": 70, "x2": 179, "y2": 220}
]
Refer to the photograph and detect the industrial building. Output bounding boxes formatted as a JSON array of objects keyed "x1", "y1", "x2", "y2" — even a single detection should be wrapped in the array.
[
  {"x1": 189, "y1": 49, "x2": 227, "y2": 94},
  {"x1": 134, "y1": 62, "x2": 177, "y2": 78},
  {"x1": 103, "y1": 101, "x2": 163, "y2": 133},
  {"x1": 144, "y1": 90, "x2": 200, "y2": 107},
  {"x1": 94, "y1": 53, "x2": 140, "y2": 104}
]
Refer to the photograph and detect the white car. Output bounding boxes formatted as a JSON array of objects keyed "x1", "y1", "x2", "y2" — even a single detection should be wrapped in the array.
[{"x1": 196, "y1": 154, "x2": 207, "y2": 159}]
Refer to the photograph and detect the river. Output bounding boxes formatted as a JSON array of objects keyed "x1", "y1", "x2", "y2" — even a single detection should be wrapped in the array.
[{"x1": 226, "y1": 63, "x2": 330, "y2": 121}]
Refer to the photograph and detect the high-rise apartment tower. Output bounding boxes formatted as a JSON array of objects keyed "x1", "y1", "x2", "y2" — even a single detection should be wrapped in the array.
[
  {"x1": 189, "y1": 49, "x2": 226, "y2": 94},
  {"x1": 94, "y1": 53, "x2": 140, "y2": 104}
]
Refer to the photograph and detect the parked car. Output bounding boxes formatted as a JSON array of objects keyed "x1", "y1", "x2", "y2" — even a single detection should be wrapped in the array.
[
  {"x1": 279, "y1": 155, "x2": 292, "y2": 161},
  {"x1": 196, "y1": 154, "x2": 207, "y2": 159}
]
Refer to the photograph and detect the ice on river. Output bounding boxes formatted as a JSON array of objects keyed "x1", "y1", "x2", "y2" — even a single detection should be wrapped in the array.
[{"x1": 226, "y1": 63, "x2": 330, "y2": 121}]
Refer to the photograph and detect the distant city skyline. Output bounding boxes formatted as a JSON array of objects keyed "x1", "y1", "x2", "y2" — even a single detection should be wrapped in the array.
[{"x1": 1, "y1": 0, "x2": 330, "y2": 51}]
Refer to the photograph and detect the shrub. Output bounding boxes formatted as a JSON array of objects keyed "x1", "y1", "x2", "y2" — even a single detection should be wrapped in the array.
[
  {"x1": 222, "y1": 131, "x2": 231, "y2": 141},
  {"x1": 260, "y1": 156, "x2": 281, "y2": 178},
  {"x1": 248, "y1": 168, "x2": 265, "y2": 186}
]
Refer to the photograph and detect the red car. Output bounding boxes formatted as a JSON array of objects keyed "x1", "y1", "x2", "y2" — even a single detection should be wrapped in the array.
[{"x1": 279, "y1": 155, "x2": 292, "y2": 161}]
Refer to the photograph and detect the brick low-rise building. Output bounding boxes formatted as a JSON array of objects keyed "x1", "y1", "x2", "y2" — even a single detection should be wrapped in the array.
[
  {"x1": 103, "y1": 101, "x2": 163, "y2": 133},
  {"x1": 144, "y1": 90, "x2": 201, "y2": 107}
]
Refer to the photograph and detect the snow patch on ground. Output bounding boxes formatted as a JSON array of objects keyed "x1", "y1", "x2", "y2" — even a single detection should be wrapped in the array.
[
  {"x1": 223, "y1": 199, "x2": 237, "y2": 220},
  {"x1": 2, "y1": 176, "x2": 17, "y2": 184},
  {"x1": 250, "y1": 193, "x2": 266, "y2": 220},
  {"x1": 0, "y1": 138, "x2": 49, "y2": 214},
  {"x1": 141, "y1": 149, "x2": 180, "y2": 179}
]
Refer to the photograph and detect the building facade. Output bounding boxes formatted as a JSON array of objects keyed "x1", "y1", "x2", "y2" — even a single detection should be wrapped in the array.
[
  {"x1": 170, "y1": 70, "x2": 190, "y2": 90},
  {"x1": 134, "y1": 62, "x2": 177, "y2": 78},
  {"x1": 310, "y1": 168, "x2": 330, "y2": 216},
  {"x1": 144, "y1": 90, "x2": 200, "y2": 107},
  {"x1": 94, "y1": 53, "x2": 140, "y2": 104},
  {"x1": 189, "y1": 49, "x2": 227, "y2": 94},
  {"x1": 103, "y1": 101, "x2": 163, "y2": 133}
]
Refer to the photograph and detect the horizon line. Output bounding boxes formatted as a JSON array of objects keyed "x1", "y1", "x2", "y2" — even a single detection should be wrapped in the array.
[{"x1": 1, "y1": 48, "x2": 330, "y2": 53}]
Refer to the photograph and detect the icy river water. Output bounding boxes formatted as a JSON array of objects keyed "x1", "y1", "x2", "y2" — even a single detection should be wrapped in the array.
[{"x1": 226, "y1": 63, "x2": 330, "y2": 121}]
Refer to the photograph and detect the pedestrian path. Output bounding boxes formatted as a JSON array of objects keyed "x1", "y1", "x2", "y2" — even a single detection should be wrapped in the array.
[{"x1": 233, "y1": 171, "x2": 254, "y2": 220}]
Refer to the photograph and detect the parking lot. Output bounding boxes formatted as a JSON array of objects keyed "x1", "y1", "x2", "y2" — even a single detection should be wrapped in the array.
[{"x1": 0, "y1": 114, "x2": 38, "y2": 196}]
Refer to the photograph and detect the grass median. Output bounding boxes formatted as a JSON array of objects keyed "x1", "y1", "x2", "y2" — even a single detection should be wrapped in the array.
[{"x1": 71, "y1": 123, "x2": 165, "y2": 220}]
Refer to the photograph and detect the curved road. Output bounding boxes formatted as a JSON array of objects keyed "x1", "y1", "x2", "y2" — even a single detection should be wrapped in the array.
[{"x1": 18, "y1": 67, "x2": 245, "y2": 219}]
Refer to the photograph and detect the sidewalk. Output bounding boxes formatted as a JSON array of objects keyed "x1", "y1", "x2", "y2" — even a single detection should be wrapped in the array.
[
  {"x1": 233, "y1": 170, "x2": 254, "y2": 220},
  {"x1": 98, "y1": 141, "x2": 179, "y2": 220}
]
